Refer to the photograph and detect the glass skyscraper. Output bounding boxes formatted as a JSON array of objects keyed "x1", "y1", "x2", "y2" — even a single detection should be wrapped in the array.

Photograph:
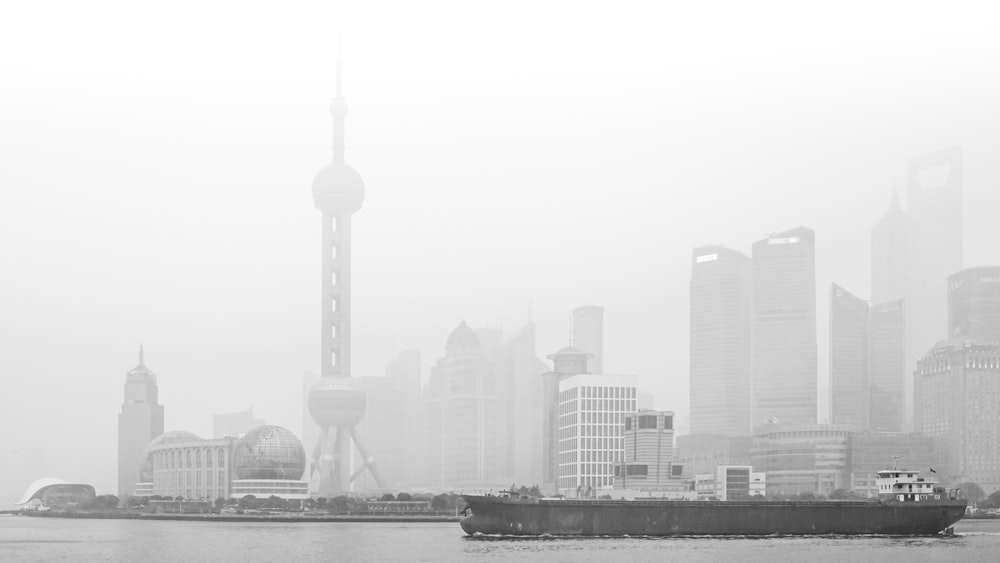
[
  {"x1": 751, "y1": 227, "x2": 817, "y2": 427},
  {"x1": 689, "y1": 246, "x2": 752, "y2": 436}
]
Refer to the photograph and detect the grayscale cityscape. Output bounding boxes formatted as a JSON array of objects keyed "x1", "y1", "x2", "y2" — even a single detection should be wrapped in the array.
[{"x1": 3, "y1": 1, "x2": 1000, "y2": 560}]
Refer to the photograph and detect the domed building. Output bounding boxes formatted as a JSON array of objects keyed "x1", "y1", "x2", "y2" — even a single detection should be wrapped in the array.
[
  {"x1": 138, "y1": 425, "x2": 308, "y2": 500},
  {"x1": 230, "y1": 425, "x2": 308, "y2": 499}
]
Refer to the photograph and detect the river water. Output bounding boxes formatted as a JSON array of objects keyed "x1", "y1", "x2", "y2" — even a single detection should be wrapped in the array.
[{"x1": 2, "y1": 517, "x2": 999, "y2": 562}]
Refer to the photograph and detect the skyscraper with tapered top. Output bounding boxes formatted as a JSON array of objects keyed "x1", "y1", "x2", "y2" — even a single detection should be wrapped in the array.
[{"x1": 118, "y1": 347, "x2": 164, "y2": 499}]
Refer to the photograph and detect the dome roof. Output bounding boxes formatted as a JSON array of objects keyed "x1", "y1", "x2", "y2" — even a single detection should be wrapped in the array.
[
  {"x1": 233, "y1": 425, "x2": 306, "y2": 481},
  {"x1": 137, "y1": 431, "x2": 202, "y2": 482},
  {"x1": 312, "y1": 163, "x2": 365, "y2": 215},
  {"x1": 446, "y1": 321, "x2": 481, "y2": 355},
  {"x1": 548, "y1": 346, "x2": 592, "y2": 359}
]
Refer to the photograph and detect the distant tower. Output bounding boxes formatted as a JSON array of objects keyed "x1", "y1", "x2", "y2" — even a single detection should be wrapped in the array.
[
  {"x1": 307, "y1": 52, "x2": 382, "y2": 495},
  {"x1": 751, "y1": 227, "x2": 817, "y2": 426},
  {"x1": 829, "y1": 284, "x2": 869, "y2": 429},
  {"x1": 572, "y1": 305, "x2": 604, "y2": 373},
  {"x1": 948, "y1": 266, "x2": 1000, "y2": 340},
  {"x1": 117, "y1": 346, "x2": 164, "y2": 499},
  {"x1": 689, "y1": 246, "x2": 752, "y2": 436}
]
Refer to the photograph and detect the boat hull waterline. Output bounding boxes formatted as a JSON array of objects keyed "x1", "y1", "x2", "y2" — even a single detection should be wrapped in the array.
[{"x1": 459, "y1": 496, "x2": 967, "y2": 536}]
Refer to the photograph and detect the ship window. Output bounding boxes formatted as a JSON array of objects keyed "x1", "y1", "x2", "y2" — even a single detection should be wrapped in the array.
[{"x1": 898, "y1": 495, "x2": 904, "y2": 501}]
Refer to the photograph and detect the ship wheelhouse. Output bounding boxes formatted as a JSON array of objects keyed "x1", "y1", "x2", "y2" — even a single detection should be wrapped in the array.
[{"x1": 875, "y1": 470, "x2": 960, "y2": 503}]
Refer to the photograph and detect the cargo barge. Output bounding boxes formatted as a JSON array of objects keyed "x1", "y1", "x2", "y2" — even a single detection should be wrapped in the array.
[{"x1": 460, "y1": 469, "x2": 966, "y2": 536}]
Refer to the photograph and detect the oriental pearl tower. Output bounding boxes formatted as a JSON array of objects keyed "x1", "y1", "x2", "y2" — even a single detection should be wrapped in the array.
[{"x1": 307, "y1": 54, "x2": 383, "y2": 495}]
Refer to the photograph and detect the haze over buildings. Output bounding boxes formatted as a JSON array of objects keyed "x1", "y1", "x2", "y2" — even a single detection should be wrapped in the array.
[{"x1": 3, "y1": 3, "x2": 1000, "y2": 497}]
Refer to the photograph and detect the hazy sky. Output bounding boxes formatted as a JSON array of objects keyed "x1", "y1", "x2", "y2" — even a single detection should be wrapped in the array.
[{"x1": 2, "y1": 1, "x2": 1000, "y2": 497}]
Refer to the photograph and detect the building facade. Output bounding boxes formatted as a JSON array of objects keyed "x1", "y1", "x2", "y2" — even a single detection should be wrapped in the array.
[
  {"x1": 556, "y1": 373, "x2": 637, "y2": 497},
  {"x1": 694, "y1": 465, "x2": 765, "y2": 500},
  {"x1": 136, "y1": 425, "x2": 308, "y2": 501},
  {"x1": 830, "y1": 284, "x2": 870, "y2": 429},
  {"x1": 948, "y1": 266, "x2": 1000, "y2": 340},
  {"x1": 751, "y1": 227, "x2": 817, "y2": 426},
  {"x1": 848, "y1": 432, "x2": 934, "y2": 497},
  {"x1": 914, "y1": 338, "x2": 1000, "y2": 491},
  {"x1": 118, "y1": 348, "x2": 164, "y2": 499},
  {"x1": 751, "y1": 423, "x2": 851, "y2": 496},
  {"x1": 868, "y1": 300, "x2": 906, "y2": 431},
  {"x1": 689, "y1": 246, "x2": 752, "y2": 436},
  {"x1": 425, "y1": 322, "x2": 502, "y2": 488},
  {"x1": 572, "y1": 305, "x2": 605, "y2": 374},
  {"x1": 614, "y1": 410, "x2": 680, "y2": 490}
]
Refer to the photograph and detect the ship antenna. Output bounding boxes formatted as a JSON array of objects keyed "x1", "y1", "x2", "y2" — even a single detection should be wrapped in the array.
[{"x1": 892, "y1": 456, "x2": 900, "y2": 470}]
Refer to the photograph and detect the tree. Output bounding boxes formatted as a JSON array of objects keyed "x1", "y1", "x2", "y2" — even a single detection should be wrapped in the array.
[
  {"x1": 302, "y1": 498, "x2": 316, "y2": 510},
  {"x1": 431, "y1": 494, "x2": 450, "y2": 511},
  {"x1": 979, "y1": 490, "x2": 1000, "y2": 509},
  {"x1": 956, "y1": 482, "x2": 987, "y2": 505},
  {"x1": 238, "y1": 495, "x2": 258, "y2": 510},
  {"x1": 396, "y1": 492, "x2": 413, "y2": 502},
  {"x1": 328, "y1": 495, "x2": 351, "y2": 514},
  {"x1": 379, "y1": 493, "x2": 395, "y2": 501},
  {"x1": 214, "y1": 498, "x2": 226, "y2": 509}
]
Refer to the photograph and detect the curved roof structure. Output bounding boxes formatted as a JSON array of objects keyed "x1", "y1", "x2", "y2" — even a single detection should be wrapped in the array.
[
  {"x1": 16, "y1": 478, "x2": 68, "y2": 506},
  {"x1": 446, "y1": 321, "x2": 481, "y2": 355}
]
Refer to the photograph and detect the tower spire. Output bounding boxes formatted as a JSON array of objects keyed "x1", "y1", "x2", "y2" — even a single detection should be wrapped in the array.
[
  {"x1": 139, "y1": 344, "x2": 144, "y2": 366},
  {"x1": 331, "y1": 38, "x2": 347, "y2": 164}
]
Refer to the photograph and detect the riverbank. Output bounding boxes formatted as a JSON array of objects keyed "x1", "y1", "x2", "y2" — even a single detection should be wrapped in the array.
[{"x1": 17, "y1": 510, "x2": 461, "y2": 523}]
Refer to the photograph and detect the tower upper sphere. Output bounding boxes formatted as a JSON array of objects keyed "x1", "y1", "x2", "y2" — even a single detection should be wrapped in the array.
[
  {"x1": 312, "y1": 52, "x2": 364, "y2": 216},
  {"x1": 312, "y1": 163, "x2": 365, "y2": 215}
]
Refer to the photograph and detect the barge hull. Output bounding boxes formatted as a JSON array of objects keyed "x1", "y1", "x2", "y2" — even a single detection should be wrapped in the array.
[{"x1": 460, "y1": 497, "x2": 967, "y2": 536}]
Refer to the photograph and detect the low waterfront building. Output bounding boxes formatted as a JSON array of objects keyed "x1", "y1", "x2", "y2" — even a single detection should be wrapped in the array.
[
  {"x1": 613, "y1": 410, "x2": 684, "y2": 491},
  {"x1": 15, "y1": 478, "x2": 96, "y2": 509},
  {"x1": 135, "y1": 425, "x2": 308, "y2": 500},
  {"x1": 751, "y1": 423, "x2": 851, "y2": 496},
  {"x1": 694, "y1": 465, "x2": 765, "y2": 500}
]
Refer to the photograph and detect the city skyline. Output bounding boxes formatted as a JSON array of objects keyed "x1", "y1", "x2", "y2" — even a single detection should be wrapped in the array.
[{"x1": 4, "y1": 2, "x2": 1000, "y2": 498}]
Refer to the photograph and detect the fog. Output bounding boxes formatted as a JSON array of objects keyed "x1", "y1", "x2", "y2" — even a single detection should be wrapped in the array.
[{"x1": 2, "y1": 1, "x2": 999, "y2": 499}]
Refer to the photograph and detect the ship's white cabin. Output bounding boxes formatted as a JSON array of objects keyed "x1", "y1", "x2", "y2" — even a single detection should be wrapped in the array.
[{"x1": 875, "y1": 470, "x2": 940, "y2": 501}]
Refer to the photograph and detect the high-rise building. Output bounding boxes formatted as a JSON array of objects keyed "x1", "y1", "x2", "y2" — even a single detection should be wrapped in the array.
[
  {"x1": 353, "y1": 349, "x2": 424, "y2": 490},
  {"x1": 871, "y1": 190, "x2": 910, "y2": 305},
  {"x1": 306, "y1": 55, "x2": 381, "y2": 495},
  {"x1": 751, "y1": 227, "x2": 817, "y2": 426},
  {"x1": 689, "y1": 246, "x2": 752, "y2": 436},
  {"x1": 494, "y1": 323, "x2": 546, "y2": 487},
  {"x1": 555, "y1": 372, "x2": 636, "y2": 497},
  {"x1": 541, "y1": 346, "x2": 592, "y2": 493},
  {"x1": 868, "y1": 300, "x2": 906, "y2": 431},
  {"x1": 870, "y1": 148, "x2": 964, "y2": 427},
  {"x1": 572, "y1": 306, "x2": 605, "y2": 374},
  {"x1": 117, "y1": 347, "x2": 164, "y2": 499},
  {"x1": 948, "y1": 266, "x2": 1000, "y2": 340},
  {"x1": 425, "y1": 322, "x2": 502, "y2": 488},
  {"x1": 914, "y1": 338, "x2": 1000, "y2": 490},
  {"x1": 830, "y1": 284, "x2": 869, "y2": 429},
  {"x1": 213, "y1": 407, "x2": 265, "y2": 439},
  {"x1": 907, "y1": 147, "x2": 964, "y2": 359}
]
